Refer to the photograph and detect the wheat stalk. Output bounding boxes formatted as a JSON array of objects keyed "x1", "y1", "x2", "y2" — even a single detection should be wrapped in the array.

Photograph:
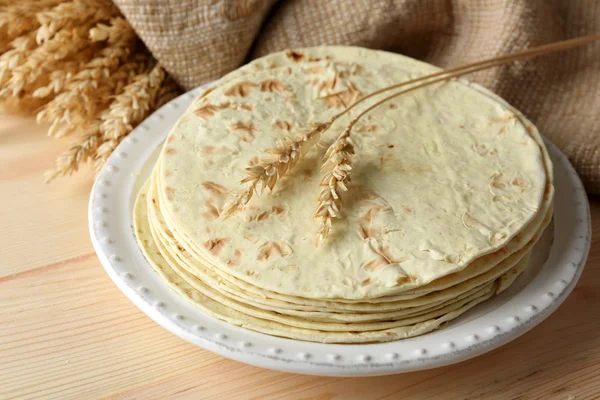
[
  {"x1": 36, "y1": 17, "x2": 140, "y2": 137},
  {"x1": 314, "y1": 126, "x2": 355, "y2": 245},
  {"x1": 44, "y1": 121, "x2": 102, "y2": 183},
  {"x1": 92, "y1": 63, "x2": 167, "y2": 173},
  {"x1": 220, "y1": 120, "x2": 333, "y2": 219},
  {"x1": 0, "y1": 0, "x2": 180, "y2": 181}
]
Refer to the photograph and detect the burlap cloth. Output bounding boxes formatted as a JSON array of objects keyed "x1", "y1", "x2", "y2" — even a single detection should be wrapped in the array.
[{"x1": 113, "y1": 0, "x2": 600, "y2": 193}]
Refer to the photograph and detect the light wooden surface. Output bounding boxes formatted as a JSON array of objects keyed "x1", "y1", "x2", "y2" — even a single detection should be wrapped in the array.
[{"x1": 1, "y1": 115, "x2": 599, "y2": 400}]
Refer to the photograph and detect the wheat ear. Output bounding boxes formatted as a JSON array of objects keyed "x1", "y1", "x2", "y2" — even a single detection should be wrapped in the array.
[
  {"x1": 314, "y1": 126, "x2": 355, "y2": 245},
  {"x1": 220, "y1": 120, "x2": 333, "y2": 219},
  {"x1": 44, "y1": 122, "x2": 102, "y2": 183}
]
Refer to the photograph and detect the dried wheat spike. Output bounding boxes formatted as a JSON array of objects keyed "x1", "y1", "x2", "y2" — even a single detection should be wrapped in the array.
[
  {"x1": 314, "y1": 126, "x2": 355, "y2": 246},
  {"x1": 92, "y1": 63, "x2": 166, "y2": 173},
  {"x1": 44, "y1": 122, "x2": 102, "y2": 183},
  {"x1": 221, "y1": 120, "x2": 333, "y2": 219}
]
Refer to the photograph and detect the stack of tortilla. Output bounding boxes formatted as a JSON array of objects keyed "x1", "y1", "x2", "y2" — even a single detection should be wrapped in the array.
[{"x1": 134, "y1": 47, "x2": 554, "y2": 344}]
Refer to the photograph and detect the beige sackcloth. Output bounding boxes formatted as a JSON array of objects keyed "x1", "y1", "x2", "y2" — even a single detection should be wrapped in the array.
[{"x1": 112, "y1": 0, "x2": 600, "y2": 193}]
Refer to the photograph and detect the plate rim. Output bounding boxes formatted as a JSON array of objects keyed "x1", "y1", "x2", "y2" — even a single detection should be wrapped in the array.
[{"x1": 89, "y1": 86, "x2": 591, "y2": 377}]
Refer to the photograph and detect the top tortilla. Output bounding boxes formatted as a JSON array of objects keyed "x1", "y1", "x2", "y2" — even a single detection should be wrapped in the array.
[{"x1": 157, "y1": 46, "x2": 549, "y2": 299}]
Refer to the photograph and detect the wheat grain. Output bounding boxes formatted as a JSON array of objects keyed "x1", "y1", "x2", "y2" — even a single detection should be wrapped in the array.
[
  {"x1": 220, "y1": 120, "x2": 333, "y2": 219},
  {"x1": 314, "y1": 126, "x2": 355, "y2": 245}
]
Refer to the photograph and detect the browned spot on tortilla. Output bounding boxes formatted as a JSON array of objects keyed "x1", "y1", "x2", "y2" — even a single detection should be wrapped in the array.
[
  {"x1": 357, "y1": 208, "x2": 385, "y2": 240},
  {"x1": 194, "y1": 102, "x2": 231, "y2": 120},
  {"x1": 248, "y1": 205, "x2": 289, "y2": 222},
  {"x1": 285, "y1": 50, "x2": 304, "y2": 61},
  {"x1": 314, "y1": 74, "x2": 338, "y2": 93},
  {"x1": 151, "y1": 198, "x2": 156, "y2": 204},
  {"x1": 388, "y1": 103, "x2": 397, "y2": 109},
  {"x1": 363, "y1": 244, "x2": 408, "y2": 271},
  {"x1": 304, "y1": 66, "x2": 326, "y2": 74},
  {"x1": 264, "y1": 97, "x2": 273, "y2": 102},
  {"x1": 272, "y1": 205, "x2": 287, "y2": 215},
  {"x1": 349, "y1": 63, "x2": 369, "y2": 76},
  {"x1": 490, "y1": 173, "x2": 505, "y2": 189},
  {"x1": 257, "y1": 241, "x2": 292, "y2": 261},
  {"x1": 237, "y1": 103, "x2": 254, "y2": 111},
  {"x1": 243, "y1": 234, "x2": 258, "y2": 243},
  {"x1": 491, "y1": 111, "x2": 515, "y2": 123},
  {"x1": 320, "y1": 82, "x2": 361, "y2": 109},
  {"x1": 361, "y1": 278, "x2": 374, "y2": 287},
  {"x1": 165, "y1": 186, "x2": 175, "y2": 201},
  {"x1": 164, "y1": 170, "x2": 172, "y2": 177},
  {"x1": 260, "y1": 79, "x2": 287, "y2": 93},
  {"x1": 402, "y1": 206, "x2": 414, "y2": 214},
  {"x1": 224, "y1": 81, "x2": 256, "y2": 97},
  {"x1": 511, "y1": 177, "x2": 529, "y2": 187},
  {"x1": 199, "y1": 86, "x2": 216, "y2": 98},
  {"x1": 173, "y1": 206, "x2": 180, "y2": 213},
  {"x1": 273, "y1": 120, "x2": 293, "y2": 131},
  {"x1": 362, "y1": 258, "x2": 388, "y2": 271},
  {"x1": 201, "y1": 181, "x2": 228, "y2": 195},
  {"x1": 176, "y1": 244, "x2": 186, "y2": 253},
  {"x1": 204, "y1": 238, "x2": 230, "y2": 256},
  {"x1": 202, "y1": 203, "x2": 220, "y2": 220},
  {"x1": 395, "y1": 275, "x2": 415, "y2": 285},
  {"x1": 201, "y1": 145, "x2": 237, "y2": 155},
  {"x1": 246, "y1": 270, "x2": 257, "y2": 276},
  {"x1": 229, "y1": 121, "x2": 258, "y2": 143},
  {"x1": 167, "y1": 135, "x2": 176, "y2": 143},
  {"x1": 359, "y1": 190, "x2": 380, "y2": 200},
  {"x1": 356, "y1": 124, "x2": 377, "y2": 133},
  {"x1": 165, "y1": 147, "x2": 176, "y2": 155},
  {"x1": 227, "y1": 249, "x2": 243, "y2": 266},
  {"x1": 462, "y1": 213, "x2": 480, "y2": 229}
]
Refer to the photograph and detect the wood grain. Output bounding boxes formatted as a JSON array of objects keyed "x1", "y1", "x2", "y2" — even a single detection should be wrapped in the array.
[{"x1": 1, "y1": 115, "x2": 599, "y2": 400}]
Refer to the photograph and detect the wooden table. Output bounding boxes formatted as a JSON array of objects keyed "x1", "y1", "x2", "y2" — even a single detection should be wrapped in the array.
[{"x1": 1, "y1": 115, "x2": 599, "y2": 400}]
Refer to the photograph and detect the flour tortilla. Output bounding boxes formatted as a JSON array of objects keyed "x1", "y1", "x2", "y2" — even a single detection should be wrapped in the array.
[
  {"x1": 146, "y1": 172, "x2": 547, "y2": 321},
  {"x1": 145, "y1": 179, "x2": 534, "y2": 323},
  {"x1": 156, "y1": 46, "x2": 552, "y2": 299},
  {"x1": 151, "y1": 162, "x2": 551, "y2": 307},
  {"x1": 136, "y1": 182, "x2": 497, "y2": 341}
]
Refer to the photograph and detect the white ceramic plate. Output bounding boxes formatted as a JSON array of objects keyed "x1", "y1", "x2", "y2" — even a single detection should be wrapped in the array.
[{"x1": 89, "y1": 86, "x2": 591, "y2": 377}]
